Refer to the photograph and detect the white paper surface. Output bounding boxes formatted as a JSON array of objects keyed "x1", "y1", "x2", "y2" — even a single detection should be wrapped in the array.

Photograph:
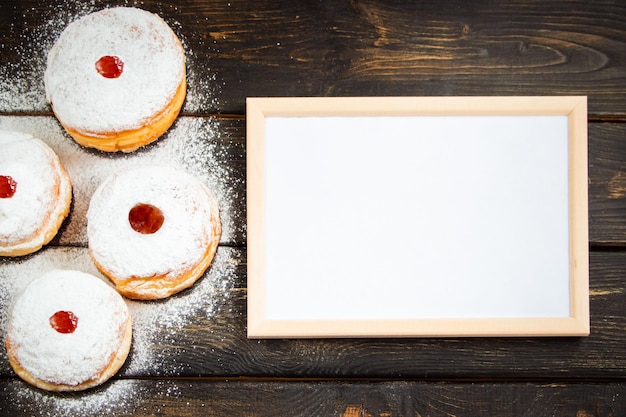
[{"x1": 264, "y1": 115, "x2": 570, "y2": 320}]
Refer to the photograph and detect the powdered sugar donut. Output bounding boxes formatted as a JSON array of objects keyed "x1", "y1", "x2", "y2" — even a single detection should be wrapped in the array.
[
  {"x1": 0, "y1": 131, "x2": 72, "y2": 257},
  {"x1": 87, "y1": 166, "x2": 221, "y2": 300},
  {"x1": 44, "y1": 7, "x2": 186, "y2": 152},
  {"x1": 5, "y1": 269, "x2": 132, "y2": 392}
]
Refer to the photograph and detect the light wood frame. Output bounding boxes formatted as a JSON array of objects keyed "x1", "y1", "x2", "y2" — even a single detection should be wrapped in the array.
[{"x1": 247, "y1": 96, "x2": 589, "y2": 338}]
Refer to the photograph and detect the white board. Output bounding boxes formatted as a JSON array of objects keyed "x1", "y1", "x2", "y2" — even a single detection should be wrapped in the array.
[{"x1": 246, "y1": 96, "x2": 589, "y2": 338}]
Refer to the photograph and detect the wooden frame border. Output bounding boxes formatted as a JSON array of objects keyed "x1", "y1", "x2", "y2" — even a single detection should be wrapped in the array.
[{"x1": 246, "y1": 96, "x2": 589, "y2": 338}]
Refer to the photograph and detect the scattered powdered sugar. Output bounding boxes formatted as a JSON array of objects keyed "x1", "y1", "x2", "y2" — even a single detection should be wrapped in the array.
[
  {"x1": 4, "y1": 379, "x2": 199, "y2": 416},
  {"x1": 0, "y1": 1, "x2": 237, "y2": 412},
  {"x1": 0, "y1": 1, "x2": 100, "y2": 112},
  {"x1": 0, "y1": 1, "x2": 221, "y2": 115},
  {"x1": 0, "y1": 243, "x2": 239, "y2": 408},
  {"x1": 0, "y1": 115, "x2": 245, "y2": 246},
  {"x1": 145, "y1": 116, "x2": 245, "y2": 244},
  {"x1": 180, "y1": 30, "x2": 222, "y2": 113},
  {"x1": 0, "y1": 75, "x2": 47, "y2": 113},
  {"x1": 126, "y1": 247, "x2": 240, "y2": 375},
  {"x1": 2, "y1": 379, "x2": 172, "y2": 416},
  {"x1": 0, "y1": 116, "x2": 243, "y2": 401}
]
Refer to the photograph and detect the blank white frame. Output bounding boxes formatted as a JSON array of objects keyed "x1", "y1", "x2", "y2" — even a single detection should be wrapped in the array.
[{"x1": 247, "y1": 96, "x2": 589, "y2": 338}]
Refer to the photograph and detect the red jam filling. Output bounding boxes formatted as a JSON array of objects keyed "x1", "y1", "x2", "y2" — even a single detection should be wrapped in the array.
[
  {"x1": 129, "y1": 203, "x2": 164, "y2": 234},
  {"x1": 95, "y1": 55, "x2": 124, "y2": 78},
  {"x1": 49, "y1": 311, "x2": 78, "y2": 334},
  {"x1": 0, "y1": 175, "x2": 17, "y2": 198}
]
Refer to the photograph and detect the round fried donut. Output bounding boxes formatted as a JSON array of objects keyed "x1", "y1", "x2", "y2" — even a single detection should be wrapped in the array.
[
  {"x1": 5, "y1": 269, "x2": 132, "y2": 391},
  {"x1": 44, "y1": 7, "x2": 186, "y2": 152},
  {"x1": 0, "y1": 131, "x2": 72, "y2": 257},
  {"x1": 87, "y1": 165, "x2": 221, "y2": 300}
]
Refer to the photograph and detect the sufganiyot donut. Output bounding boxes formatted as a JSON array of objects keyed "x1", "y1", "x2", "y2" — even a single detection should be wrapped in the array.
[
  {"x1": 0, "y1": 131, "x2": 72, "y2": 257},
  {"x1": 5, "y1": 269, "x2": 132, "y2": 391},
  {"x1": 87, "y1": 165, "x2": 221, "y2": 299},
  {"x1": 44, "y1": 7, "x2": 186, "y2": 152}
]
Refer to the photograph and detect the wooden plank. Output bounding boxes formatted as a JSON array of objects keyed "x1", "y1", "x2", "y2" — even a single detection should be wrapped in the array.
[
  {"x1": 0, "y1": 0, "x2": 624, "y2": 415},
  {"x1": 0, "y1": 246, "x2": 244, "y2": 379},
  {"x1": 0, "y1": 115, "x2": 246, "y2": 246},
  {"x1": 589, "y1": 123, "x2": 626, "y2": 245},
  {"x1": 2, "y1": 248, "x2": 625, "y2": 380},
  {"x1": 0, "y1": 378, "x2": 623, "y2": 417},
  {"x1": 2, "y1": 114, "x2": 626, "y2": 247},
  {"x1": 168, "y1": 251, "x2": 625, "y2": 380},
  {"x1": 0, "y1": 0, "x2": 625, "y2": 116}
]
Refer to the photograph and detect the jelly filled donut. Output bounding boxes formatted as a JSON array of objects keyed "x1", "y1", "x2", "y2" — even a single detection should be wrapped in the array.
[
  {"x1": 0, "y1": 131, "x2": 72, "y2": 257},
  {"x1": 87, "y1": 166, "x2": 221, "y2": 300},
  {"x1": 5, "y1": 269, "x2": 132, "y2": 391},
  {"x1": 44, "y1": 7, "x2": 186, "y2": 152}
]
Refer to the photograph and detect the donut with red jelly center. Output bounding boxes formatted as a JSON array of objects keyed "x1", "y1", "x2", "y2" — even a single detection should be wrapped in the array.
[
  {"x1": 0, "y1": 130, "x2": 72, "y2": 257},
  {"x1": 87, "y1": 165, "x2": 221, "y2": 300},
  {"x1": 5, "y1": 270, "x2": 132, "y2": 391},
  {"x1": 44, "y1": 7, "x2": 186, "y2": 152}
]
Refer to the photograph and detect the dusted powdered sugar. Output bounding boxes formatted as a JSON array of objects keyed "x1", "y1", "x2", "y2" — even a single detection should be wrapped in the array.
[
  {"x1": 7, "y1": 269, "x2": 129, "y2": 386},
  {"x1": 0, "y1": 131, "x2": 65, "y2": 246},
  {"x1": 44, "y1": 7, "x2": 185, "y2": 135},
  {"x1": 87, "y1": 165, "x2": 218, "y2": 280}
]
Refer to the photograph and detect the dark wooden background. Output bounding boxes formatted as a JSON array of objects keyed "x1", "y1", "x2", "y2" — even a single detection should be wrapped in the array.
[{"x1": 0, "y1": 0, "x2": 625, "y2": 415}]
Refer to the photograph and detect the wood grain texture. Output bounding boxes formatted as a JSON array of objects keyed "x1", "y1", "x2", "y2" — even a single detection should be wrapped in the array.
[
  {"x1": 168, "y1": 251, "x2": 626, "y2": 380},
  {"x1": 1, "y1": 0, "x2": 626, "y2": 415},
  {"x1": 0, "y1": 115, "x2": 246, "y2": 246},
  {"x1": 589, "y1": 123, "x2": 626, "y2": 245},
  {"x1": 0, "y1": 115, "x2": 625, "y2": 248},
  {"x1": 0, "y1": 0, "x2": 625, "y2": 116},
  {"x1": 2, "y1": 249, "x2": 623, "y2": 381},
  {"x1": 0, "y1": 379, "x2": 623, "y2": 417}
]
